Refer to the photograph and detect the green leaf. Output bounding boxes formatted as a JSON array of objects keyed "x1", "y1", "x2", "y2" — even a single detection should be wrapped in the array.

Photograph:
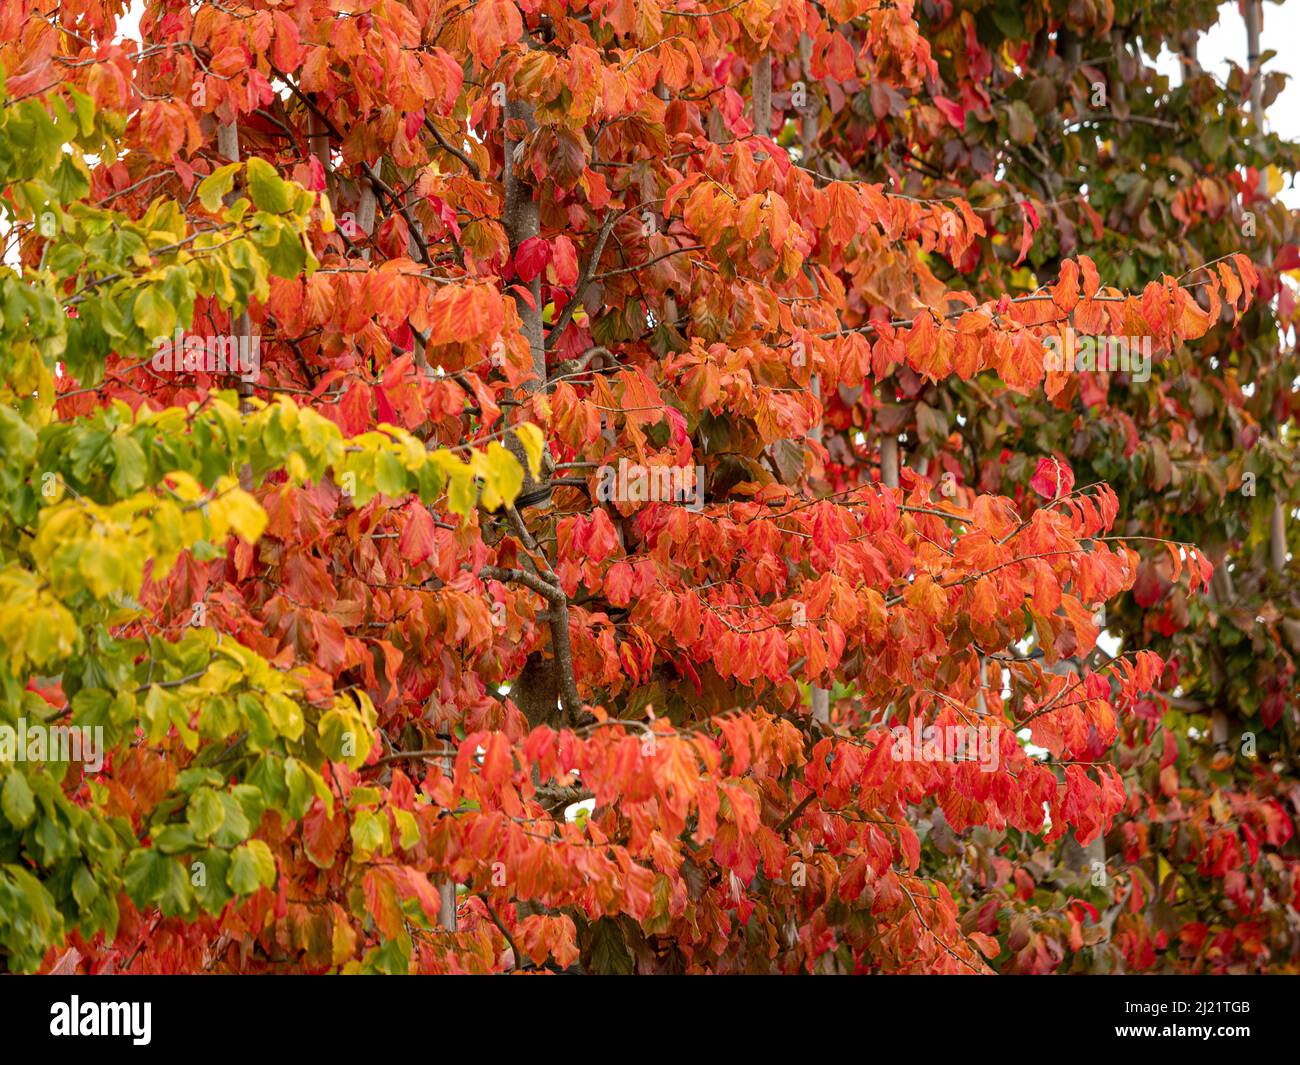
[
  {"x1": 51, "y1": 154, "x2": 91, "y2": 203},
  {"x1": 109, "y1": 433, "x2": 146, "y2": 497},
  {"x1": 1005, "y1": 101, "x2": 1037, "y2": 146},
  {"x1": 191, "y1": 848, "x2": 233, "y2": 915},
  {"x1": 0, "y1": 865, "x2": 64, "y2": 972},
  {"x1": 350, "y1": 809, "x2": 387, "y2": 857},
  {"x1": 265, "y1": 691, "x2": 304, "y2": 741},
  {"x1": 319, "y1": 707, "x2": 372, "y2": 769},
  {"x1": 1199, "y1": 123, "x2": 1229, "y2": 161},
  {"x1": 152, "y1": 824, "x2": 198, "y2": 854},
  {"x1": 71, "y1": 863, "x2": 99, "y2": 911},
  {"x1": 227, "y1": 839, "x2": 277, "y2": 895},
  {"x1": 197, "y1": 162, "x2": 241, "y2": 212},
  {"x1": 394, "y1": 809, "x2": 421, "y2": 850},
  {"x1": 123, "y1": 848, "x2": 192, "y2": 916},
  {"x1": 374, "y1": 450, "x2": 409, "y2": 497},
  {"x1": 1, "y1": 772, "x2": 36, "y2": 829},
  {"x1": 585, "y1": 917, "x2": 634, "y2": 975},
  {"x1": 186, "y1": 787, "x2": 226, "y2": 842},
  {"x1": 245, "y1": 156, "x2": 295, "y2": 214},
  {"x1": 132, "y1": 286, "x2": 174, "y2": 343},
  {"x1": 284, "y1": 757, "x2": 328, "y2": 819},
  {"x1": 211, "y1": 790, "x2": 253, "y2": 848}
]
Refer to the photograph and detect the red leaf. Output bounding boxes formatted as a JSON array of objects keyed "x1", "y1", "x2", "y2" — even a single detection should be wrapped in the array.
[
  {"x1": 399, "y1": 504, "x2": 438, "y2": 565},
  {"x1": 515, "y1": 236, "x2": 551, "y2": 282},
  {"x1": 1015, "y1": 200, "x2": 1039, "y2": 265},
  {"x1": 550, "y1": 234, "x2": 579, "y2": 286},
  {"x1": 481, "y1": 732, "x2": 513, "y2": 789},
  {"x1": 1030, "y1": 457, "x2": 1075, "y2": 501},
  {"x1": 932, "y1": 94, "x2": 967, "y2": 131}
]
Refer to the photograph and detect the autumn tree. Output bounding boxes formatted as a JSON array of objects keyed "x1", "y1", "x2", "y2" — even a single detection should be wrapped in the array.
[
  {"x1": 841, "y1": 0, "x2": 1300, "y2": 972},
  {"x1": 0, "y1": 0, "x2": 1291, "y2": 975}
]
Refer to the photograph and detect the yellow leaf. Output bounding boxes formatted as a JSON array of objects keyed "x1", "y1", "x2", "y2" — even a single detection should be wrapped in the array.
[
  {"x1": 486, "y1": 440, "x2": 524, "y2": 505},
  {"x1": 1266, "y1": 164, "x2": 1284, "y2": 198},
  {"x1": 513, "y1": 422, "x2": 545, "y2": 479},
  {"x1": 210, "y1": 482, "x2": 267, "y2": 543}
]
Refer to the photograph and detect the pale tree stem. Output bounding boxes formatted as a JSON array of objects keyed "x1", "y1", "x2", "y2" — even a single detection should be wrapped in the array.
[
  {"x1": 879, "y1": 378, "x2": 901, "y2": 488},
  {"x1": 810, "y1": 686, "x2": 830, "y2": 726},
  {"x1": 498, "y1": 57, "x2": 582, "y2": 729},
  {"x1": 219, "y1": 120, "x2": 256, "y2": 490},
  {"x1": 307, "y1": 110, "x2": 330, "y2": 183},
  {"x1": 880, "y1": 435, "x2": 900, "y2": 489},
  {"x1": 1109, "y1": 31, "x2": 1127, "y2": 139},
  {"x1": 796, "y1": 42, "x2": 827, "y2": 725},
  {"x1": 1270, "y1": 497, "x2": 1287, "y2": 573},
  {"x1": 654, "y1": 78, "x2": 679, "y2": 330},
  {"x1": 436, "y1": 727, "x2": 458, "y2": 932},
  {"x1": 1177, "y1": 31, "x2": 1200, "y2": 84},
  {"x1": 1245, "y1": 1, "x2": 1264, "y2": 121},
  {"x1": 808, "y1": 375, "x2": 831, "y2": 725},
  {"x1": 408, "y1": 216, "x2": 428, "y2": 367},
  {"x1": 503, "y1": 92, "x2": 543, "y2": 389},
  {"x1": 1204, "y1": 564, "x2": 1233, "y2": 753},
  {"x1": 707, "y1": 105, "x2": 725, "y2": 142},
  {"x1": 355, "y1": 183, "x2": 376, "y2": 262},
  {"x1": 798, "y1": 33, "x2": 817, "y2": 171},
  {"x1": 751, "y1": 50, "x2": 771, "y2": 158},
  {"x1": 1211, "y1": 709, "x2": 1230, "y2": 748},
  {"x1": 1244, "y1": 3, "x2": 1287, "y2": 574}
]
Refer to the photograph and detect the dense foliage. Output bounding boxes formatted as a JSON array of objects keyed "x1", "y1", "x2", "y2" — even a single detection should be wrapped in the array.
[{"x1": 0, "y1": 0, "x2": 1295, "y2": 973}]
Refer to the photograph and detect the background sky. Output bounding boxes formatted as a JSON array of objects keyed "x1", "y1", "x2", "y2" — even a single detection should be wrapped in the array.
[{"x1": 1155, "y1": 1, "x2": 1300, "y2": 205}]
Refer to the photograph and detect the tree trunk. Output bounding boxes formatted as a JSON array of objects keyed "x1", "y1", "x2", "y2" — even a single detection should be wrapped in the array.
[
  {"x1": 751, "y1": 50, "x2": 771, "y2": 157},
  {"x1": 1244, "y1": 2, "x2": 1287, "y2": 576},
  {"x1": 504, "y1": 96, "x2": 543, "y2": 389},
  {"x1": 219, "y1": 120, "x2": 256, "y2": 490}
]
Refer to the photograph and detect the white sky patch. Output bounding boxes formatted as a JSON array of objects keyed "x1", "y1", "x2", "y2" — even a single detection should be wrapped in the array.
[
  {"x1": 565, "y1": 798, "x2": 595, "y2": 822},
  {"x1": 1154, "y1": 2, "x2": 1300, "y2": 207}
]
